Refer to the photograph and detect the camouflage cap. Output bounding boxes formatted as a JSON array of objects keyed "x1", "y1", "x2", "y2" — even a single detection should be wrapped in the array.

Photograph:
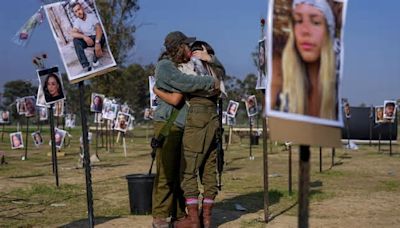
[{"x1": 164, "y1": 31, "x2": 196, "y2": 50}]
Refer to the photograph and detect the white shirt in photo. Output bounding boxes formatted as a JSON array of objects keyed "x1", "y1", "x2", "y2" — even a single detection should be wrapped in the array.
[{"x1": 73, "y1": 13, "x2": 99, "y2": 36}]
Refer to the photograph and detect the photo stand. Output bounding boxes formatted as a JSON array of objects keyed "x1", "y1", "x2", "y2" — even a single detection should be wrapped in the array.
[
  {"x1": 319, "y1": 147, "x2": 323, "y2": 173},
  {"x1": 288, "y1": 144, "x2": 293, "y2": 195},
  {"x1": 249, "y1": 116, "x2": 255, "y2": 160},
  {"x1": 23, "y1": 116, "x2": 30, "y2": 160},
  {"x1": 48, "y1": 104, "x2": 59, "y2": 187}
]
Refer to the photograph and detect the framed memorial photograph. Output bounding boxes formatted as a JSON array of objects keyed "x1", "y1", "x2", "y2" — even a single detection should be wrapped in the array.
[
  {"x1": 53, "y1": 100, "x2": 64, "y2": 117},
  {"x1": 90, "y1": 93, "x2": 105, "y2": 113},
  {"x1": 114, "y1": 112, "x2": 131, "y2": 133},
  {"x1": 66, "y1": 114, "x2": 76, "y2": 128},
  {"x1": 102, "y1": 98, "x2": 117, "y2": 120},
  {"x1": 222, "y1": 111, "x2": 227, "y2": 125},
  {"x1": 10, "y1": 132, "x2": 24, "y2": 149},
  {"x1": 43, "y1": 0, "x2": 116, "y2": 83},
  {"x1": 375, "y1": 106, "x2": 384, "y2": 124},
  {"x1": 245, "y1": 95, "x2": 258, "y2": 117},
  {"x1": 39, "y1": 107, "x2": 48, "y2": 121},
  {"x1": 226, "y1": 100, "x2": 239, "y2": 118},
  {"x1": 16, "y1": 98, "x2": 26, "y2": 115},
  {"x1": 31, "y1": 131, "x2": 43, "y2": 146},
  {"x1": 149, "y1": 75, "x2": 158, "y2": 109},
  {"x1": 54, "y1": 128, "x2": 67, "y2": 149},
  {"x1": 266, "y1": 0, "x2": 347, "y2": 147},
  {"x1": 0, "y1": 111, "x2": 10, "y2": 124},
  {"x1": 143, "y1": 108, "x2": 154, "y2": 120},
  {"x1": 343, "y1": 99, "x2": 351, "y2": 119},
  {"x1": 36, "y1": 84, "x2": 48, "y2": 107},
  {"x1": 37, "y1": 67, "x2": 66, "y2": 105},
  {"x1": 383, "y1": 100, "x2": 396, "y2": 120},
  {"x1": 94, "y1": 112, "x2": 104, "y2": 123},
  {"x1": 24, "y1": 96, "x2": 37, "y2": 118},
  {"x1": 256, "y1": 38, "x2": 267, "y2": 89},
  {"x1": 227, "y1": 115, "x2": 236, "y2": 126}
]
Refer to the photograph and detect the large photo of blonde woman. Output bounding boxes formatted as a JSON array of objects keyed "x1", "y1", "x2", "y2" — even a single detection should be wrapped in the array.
[{"x1": 267, "y1": 0, "x2": 346, "y2": 127}]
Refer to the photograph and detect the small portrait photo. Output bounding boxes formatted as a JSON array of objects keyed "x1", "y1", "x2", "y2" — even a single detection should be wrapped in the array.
[
  {"x1": 267, "y1": 0, "x2": 347, "y2": 127},
  {"x1": 37, "y1": 67, "x2": 66, "y2": 105},
  {"x1": 245, "y1": 95, "x2": 258, "y2": 117},
  {"x1": 149, "y1": 75, "x2": 158, "y2": 109},
  {"x1": 24, "y1": 96, "x2": 37, "y2": 118},
  {"x1": 256, "y1": 38, "x2": 267, "y2": 89},
  {"x1": 36, "y1": 84, "x2": 48, "y2": 107},
  {"x1": 222, "y1": 111, "x2": 227, "y2": 125},
  {"x1": 53, "y1": 100, "x2": 64, "y2": 117},
  {"x1": 375, "y1": 106, "x2": 384, "y2": 124},
  {"x1": 43, "y1": 0, "x2": 116, "y2": 84},
  {"x1": 143, "y1": 108, "x2": 154, "y2": 120},
  {"x1": 10, "y1": 132, "x2": 24, "y2": 149},
  {"x1": 94, "y1": 112, "x2": 104, "y2": 123},
  {"x1": 120, "y1": 104, "x2": 130, "y2": 114},
  {"x1": 102, "y1": 98, "x2": 117, "y2": 120},
  {"x1": 0, "y1": 111, "x2": 10, "y2": 124},
  {"x1": 227, "y1": 115, "x2": 236, "y2": 126},
  {"x1": 383, "y1": 100, "x2": 397, "y2": 120},
  {"x1": 54, "y1": 128, "x2": 67, "y2": 148},
  {"x1": 39, "y1": 107, "x2": 48, "y2": 121},
  {"x1": 31, "y1": 131, "x2": 43, "y2": 146},
  {"x1": 342, "y1": 99, "x2": 351, "y2": 119},
  {"x1": 16, "y1": 98, "x2": 26, "y2": 115},
  {"x1": 65, "y1": 114, "x2": 76, "y2": 128},
  {"x1": 90, "y1": 93, "x2": 105, "y2": 113},
  {"x1": 226, "y1": 100, "x2": 239, "y2": 118},
  {"x1": 114, "y1": 112, "x2": 131, "y2": 132}
]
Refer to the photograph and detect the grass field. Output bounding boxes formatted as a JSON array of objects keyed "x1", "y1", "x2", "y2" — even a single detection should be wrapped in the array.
[{"x1": 0, "y1": 125, "x2": 399, "y2": 227}]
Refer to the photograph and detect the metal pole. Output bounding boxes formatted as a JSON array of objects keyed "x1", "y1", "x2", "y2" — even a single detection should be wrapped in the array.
[
  {"x1": 95, "y1": 121, "x2": 98, "y2": 157},
  {"x1": 262, "y1": 116, "x2": 269, "y2": 222},
  {"x1": 1, "y1": 124, "x2": 4, "y2": 142},
  {"x1": 298, "y1": 145, "x2": 310, "y2": 228},
  {"x1": 24, "y1": 117, "x2": 29, "y2": 159},
  {"x1": 78, "y1": 81, "x2": 94, "y2": 228},
  {"x1": 369, "y1": 118, "x2": 372, "y2": 146},
  {"x1": 331, "y1": 148, "x2": 335, "y2": 167},
  {"x1": 288, "y1": 145, "x2": 292, "y2": 195},
  {"x1": 249, "y1": 117, "x2": 253, "y2": 160},
  {"x1": 319, "y1": 147, "x2": 322, "y2": 173},
  {"x1": 389, "y1": 122, "x2": 392, "y2": 156},
  {"x1": 49, "y1": 105, "x2": 59, "y2": 186}
]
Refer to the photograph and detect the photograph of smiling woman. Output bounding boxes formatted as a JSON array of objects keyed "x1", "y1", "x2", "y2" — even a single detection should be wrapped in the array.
[{"x1": 268, "y1": 0, "x2": 346, "y2": 127}]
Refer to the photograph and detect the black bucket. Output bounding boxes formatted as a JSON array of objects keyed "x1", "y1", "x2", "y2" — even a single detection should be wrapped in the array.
[
  {"x1": 126, "y1": 173, "x2": 155, "y2": 215},
  {"x1": 250, "y1": 135, "x2": 259, "y2": 145}
]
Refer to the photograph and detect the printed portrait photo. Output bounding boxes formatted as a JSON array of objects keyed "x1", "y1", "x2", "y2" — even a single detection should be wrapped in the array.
[
  {"x1": 31, "y1": 131, "x2": 43, "y2": 146},
  {"x1": 148, "y1": 75, "x2": 158, "y2": 109},
  {"x1": 227, "y1": 115, "x2": 236, "y2": 126},
  {"x1": 90, "y1": 93, "x2": 105, "y2": 113},
  {"x1": 342, "y1": 99, "x2": 351, "y2": 119},
  {"x1": 375, "y1": 106, "x2": 384, "y2": 124},
  {"x1": 53, "y1": 100, "x2": 64, "y2": 117},
  {"x1": 0, "y1": 111, "x2": 10, "y2": 124},
  {"x1": 245, "y1": 95, "x2": 258, "y2": 117},
  {"x1": 39, "y1": 107, "x2": 48, "y2": 121},
  {"x1": 222, "y1": 111, "x2": 227, "y2": 125},
  {"x1": 54, "y1": 128, "x2": 67, "y2": 149},
  {"x1": 10, "y1": 132, "x2": 24, "y2": 149},
  {"x1": 36, "y1": 84, "x2": 48, "y2": 107},
  {"x1": 37, "y1": 67, "x2": 66, "y2": 105},
  {"x1": 226, "y1": 100, "x2": 239, "y2": 118},
  {"x1": 114, "y1": 112, "x2": 131, "y2": 132},
  {"x1": 120, "y1": 104, "x2": 130, "y2": 114},
  {"x1": 24, "y1": 96, "x2": 37, "y2": 118},
  {"x1": 44, "y1": 0, "x2": 116, "y2": 83},
  {"x1": 383, "y1": 100, "x2": 396, "y2": 120},
  {"x1": 267, "y1": 0, "x2": 346, "y2": 127},
  {"x1": 94, "y1": 112, "x2": 104, "y2": 123},
  {"x1": 102, "y1": 98, "x2": 117, "y2": 120},
  {"x1": 16, "y1": 98, "x2": 26, "y2": 115},
  {"x1": 256, "y1": 38, "x2": 267, "y2": 89},
  {"x1": 66, "y1": 114, "x2": 76, "y2": 128},
  {"x1": 143, "y1": 108, "x2": 154, "y2": 120}
]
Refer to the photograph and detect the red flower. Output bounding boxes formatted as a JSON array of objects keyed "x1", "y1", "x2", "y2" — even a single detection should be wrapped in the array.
[
  {"x1": 19, "y1": 32, "x2": 28, "y2": 40},
  {"x1": 260, "y1": 18, "x2": 265, "y2": 26},
  {"x1": 42, "y1": 53, "x2": 47, "y2": 59}
]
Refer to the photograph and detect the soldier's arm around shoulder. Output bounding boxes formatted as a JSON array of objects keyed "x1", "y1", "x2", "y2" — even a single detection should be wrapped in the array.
[{"x1": 155, "y1": 59, "x2": 217, "y2": 93}]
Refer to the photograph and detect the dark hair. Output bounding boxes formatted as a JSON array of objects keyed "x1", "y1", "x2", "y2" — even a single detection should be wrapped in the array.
[
  {"x1": 191, "y1": 41, "x2": 215, "y2": 55},
  {"x1": 158, "y1": 43, "x2": 189, "y2": 65},
  {"x1": 43, "y1": 73, "x2": 64, "y2": 101},
  {"x1": 386, "y1": 103, "x2": 395, "y2": 108},
  {"x1": 70, "y1": 2, "x2": 81, "y2": 10}
]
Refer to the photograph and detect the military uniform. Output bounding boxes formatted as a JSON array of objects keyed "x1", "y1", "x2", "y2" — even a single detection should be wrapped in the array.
[{"x1": 152, "y1": 57, "x2": 215, "y2": 220}]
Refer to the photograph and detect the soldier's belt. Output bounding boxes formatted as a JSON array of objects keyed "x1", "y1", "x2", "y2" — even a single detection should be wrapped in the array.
[{"x1": 189, "y1": 106, "x2": 217, "y2": 113}]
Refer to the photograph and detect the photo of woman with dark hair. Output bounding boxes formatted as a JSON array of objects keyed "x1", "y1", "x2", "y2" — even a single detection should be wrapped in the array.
[
  {"x1": 41, "y1": 72, "x2": 65, "y2": 104},
  {"x1": 90, "y1": 93, "x2": 104, "y2": 112}
]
